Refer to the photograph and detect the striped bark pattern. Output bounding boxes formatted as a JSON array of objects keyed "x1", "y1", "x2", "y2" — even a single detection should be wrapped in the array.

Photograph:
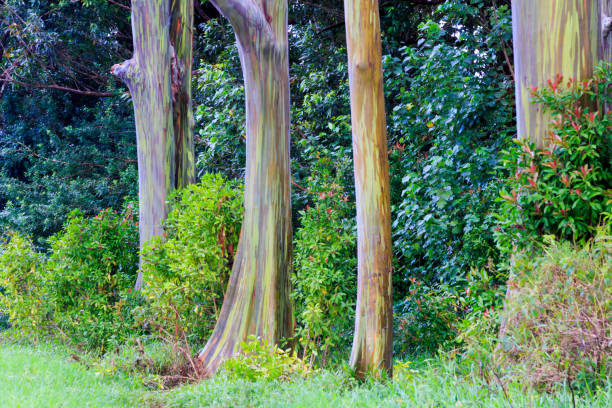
[
  {"x1": 171, "y1": 0, "x2": 196, "y2": 188},
  {"x1": 112, "y1": 0, "x2": 176, "y2": 290},
  {"x1": 344, "y1": 0, "x2": 393, "y2": 379},
  {"x1": 197, "y1": 0, "x2": 294, "y2": 376},
  {"x1": 600, "y1": 0, "x2": 612, "y2": 62},
  {"x1": 113, "y1": 0, "x2": 195, "y2": 289},
  {"x1": 512, "y1": 0, "x2": 600, "y2": 148}
]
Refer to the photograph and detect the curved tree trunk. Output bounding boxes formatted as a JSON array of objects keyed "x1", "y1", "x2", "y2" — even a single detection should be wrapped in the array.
[
  {"x1": 112, "y1": 0, "x2": 176, "y2": 290},
  {"x1": 512, "y1": 0, "x2": 601, "y2": 148},
  {"x1": 197, "y1": 0, "x2": 293, "y2": 376},
  {"x1": 344, "y1": 0, "x2": 393, "y2": 379},
  {"x1": 171, "y1": 0, "x2": 196, "y2": 188}
]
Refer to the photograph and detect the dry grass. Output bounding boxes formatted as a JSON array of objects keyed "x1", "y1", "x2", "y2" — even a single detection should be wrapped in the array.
[{"x1": 498, "y1": 231, "x2": 611, "y2": 388}]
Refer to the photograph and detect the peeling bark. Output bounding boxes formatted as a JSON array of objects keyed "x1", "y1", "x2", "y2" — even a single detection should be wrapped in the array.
[
  {"x1": 197, "y1": 0, "x2": 293, "y2": 376},
  {"x1": 344, "y1": 0, "x2": 393, "y2": 379}
]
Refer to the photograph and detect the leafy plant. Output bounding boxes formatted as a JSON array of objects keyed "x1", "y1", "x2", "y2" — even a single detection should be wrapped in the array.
[
  {"x1": 388, "y1": 1, "x2": 514, "y2": 287},
  {"x1": 292, "y1": 155, "x2": 356, "y2": 366},
  {"x1": 0, "y1": 232, "x2": 49, "y2": 338},
  {"x1": 394, "y1": 279, "x2": 459, "y2": 355},
  {"x1": 496, "y1": 63, "x2": 612, "y2": 252},
  {"x1": 45, "y1": 206, "x2": 140, "y2": 352},
  {"x1": 222, "y1": 335, "x2": 311, "y2": 382},
  {"x1": 141, "y1": 173, "x2": 243, "y2": 346}
]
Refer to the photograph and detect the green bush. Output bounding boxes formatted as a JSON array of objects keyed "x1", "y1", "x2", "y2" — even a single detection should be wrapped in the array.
[
  {"x1": 141, "y1": 173, "x2": 243, "y2": 346},
  {"x1": 496, "y1": 63, "x2": 612, "y2": 253},
  {"x1": 496, "y1": 229, "x2": 611, "y2": 389},
  {"x1": 292, "y1": 155, "x2": 356, "y2": 366},
  {"x1": 222, "y1": 335, "x2": 311, "y2": 382},
  {"x1": 46, "y1": 207, "x2": 140, "y2": 352},
  {"x1": 0, "y1": 232, "x2": 49, "y2": 338},
  {"x1": 396, "y1": 265, "x2": 506, "y2": 355},
  {"x1": 388, "y1": 4, "x2": 514, "y2": 287},
  {"x1": 394, "y1": 280, "x2": 458, "y2": 355}
]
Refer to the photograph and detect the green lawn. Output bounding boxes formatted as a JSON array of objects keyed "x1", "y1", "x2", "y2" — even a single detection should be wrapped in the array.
[
  {"x1": 0, "y1": 343, "x2": 147, "y2": 408},
  {"x1": 1, "y1": 342, "x2": 610, "y2": 408}
]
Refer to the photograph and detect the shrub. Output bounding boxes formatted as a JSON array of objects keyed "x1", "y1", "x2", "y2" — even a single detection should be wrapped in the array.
[
  {"x1": 46, "y1": 207, "x2": 140, "y2": 352},
  {"x1": 496, "y1": 63, "x2": 612, "y2": 253},
  {"x1": 0, "y1": 232, "x2": 49, "y2": 338},
  {"x1": 495, "y1": 230, "x2": 611, "y2": 389},
  {"x1": 394, "y1": 280, "x2": 458, "y2": 355},
  {"x1": 141, "y1": 173, "x2": 243, "y2": 346},
  {"x1": 222, "y1": 335, "x2": 311, "y2": 382},
  {"x1": 292, "y1": 155, "x2": 356, "y2": 366},
  {"x1": 396, "y1": 265, "x2": 506, "y2": 355}
]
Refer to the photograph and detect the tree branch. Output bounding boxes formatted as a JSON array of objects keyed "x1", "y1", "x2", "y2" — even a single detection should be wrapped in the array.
[
  {"x1": 210, "y1": 0, "x2": 274, "y2": 43},
  {"x1": 3, "y1": 78, "x2": 116, "y2": 97}
]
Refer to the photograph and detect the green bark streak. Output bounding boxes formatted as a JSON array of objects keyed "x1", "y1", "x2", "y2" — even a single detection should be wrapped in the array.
[
  {"x1": 197, "y1": 0, "x2": 293, "y2": 376},
  {"x1": 344, "y1": 0, "x2": 393, "y2": 379},
  {"x1": 112, "y1": 0, "x2": 175, "y2": 290},
  {"x1": 512, "y1": 0, "x2": 600, "y2": 148},
  {"x1": 171, "y1": 0, "x2": 195, "y2": 188}
]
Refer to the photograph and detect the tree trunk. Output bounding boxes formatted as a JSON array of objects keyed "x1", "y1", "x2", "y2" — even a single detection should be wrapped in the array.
[
  {"x1": 600, "y1": 0, "x2": 612, "y2": 114},
  {"x1": 344, "y1": 0, "x2": 393, "y2": 379},
  {"x1": 112, "y1": 0, "x2": 176, "y2": 290},
  {"x1": 512, "y1": 0, "x2": 600, "y2": 148},
  {"x1": 171, "y1": 0, "x2": 196, "y2": 188},
  {"x1": 600, "y1": 0, "x2": 612, "y2": 62},
  {"x1": 197, "y1": 0, "x2": 293, "y2": 376}
]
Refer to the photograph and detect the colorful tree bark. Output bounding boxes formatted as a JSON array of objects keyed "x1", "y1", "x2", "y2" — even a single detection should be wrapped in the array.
[
  {"x1": 344, "y1": 0, "x2": 393, "y2": 379},
  {"x1": 112, "y1": 0, "x2": 195, "y2": 289},
  {"x1": 112, "y1": 0, "x2": 176, "y2": 290},
  {"x1": 512, "y1": 0, "x2": 600, "y2": 148},
  {"x1": 171, "y1": 0, "x2": 196, "y2": 188},
  {"x1": 601, "y1": 1, "x2": 612, "y2": 61},
  {"x1": 197, "y1": 0, "x2": 294, "y2": 376},
  {"x1": 600, "y1": 0, "x2": 612, "y2": 114}
]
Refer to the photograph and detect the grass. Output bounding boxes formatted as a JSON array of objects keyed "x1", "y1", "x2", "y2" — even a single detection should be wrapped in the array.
[
  {"x1": 1, "y1": 341, "x2": 610, "y2": 408},
  {"x1": 0, "y1": 342, "x2": 147, "y2": 408}
]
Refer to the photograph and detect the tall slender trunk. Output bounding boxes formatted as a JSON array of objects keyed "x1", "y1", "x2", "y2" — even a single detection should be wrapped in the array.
[
  {"x1": 197, "y1": 0, "x2": 293, "y2": 376},
  {"x1": 344, "y1": 0, "x2": 393, "y2": 379},
  {"x1": 600, "y1": 0, "x2": 612, "y2": 114},
  {"x1": 512, "y1": 0, "x2": 600, "y2": 148},
  {"x1": 112, "y1": 0, "x2": 176, "y2": 290},
  {"x1": 171, "y1": 0, "x2": 196, "y2": 188}
]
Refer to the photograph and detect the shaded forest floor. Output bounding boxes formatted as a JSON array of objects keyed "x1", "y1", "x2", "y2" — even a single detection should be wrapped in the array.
[{"x1": 1, "y1": 342, "x2": 611, "y2": 408}]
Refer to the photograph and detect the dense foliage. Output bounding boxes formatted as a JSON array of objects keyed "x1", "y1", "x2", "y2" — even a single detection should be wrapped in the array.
[
  {"x1": 292, "y1": 155, "x2": 356, "y2": 365},
  {"x1": 1, "y1": 0, "x2": 610, "y2": 398},
  {"x1": 496, "y1": 63, "x2": 612, "y2": 253},
  {"x1": 46, "y1": 207, "x2": 140, "y2": 351},
  {"x1": 0, "y1": 1, "x2": 136, "y2": 246},
  {"x1": 141, "y1": 173, "x2": 243, "y2": 345},
  {"x1": 0, "y1": 207, "x2": 140, "y2": 351},
  {"x1": 0, "y1": 232, "x2": 47, "y2": 337},
  {"x1": 388, "y1": 2, "x2": 514, "y2": 286}
]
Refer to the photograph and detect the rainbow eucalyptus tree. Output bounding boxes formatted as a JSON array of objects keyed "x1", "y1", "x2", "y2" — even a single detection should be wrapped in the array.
[
  {"x1": 512, "y1": 0, "x2": 605, "y2": 147},
  {"x1": 197, "y1": 0, "x2": 293, "y2": 376},
  {"x1": 171, "y1": 0, "x2": 196, "y2": 188},
  {"x1": 112, "y1": 0, "x2": 195, "y2": 289},
  {"x1": 344, "y1": 0, "x2": 393, "y2": 379}
]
